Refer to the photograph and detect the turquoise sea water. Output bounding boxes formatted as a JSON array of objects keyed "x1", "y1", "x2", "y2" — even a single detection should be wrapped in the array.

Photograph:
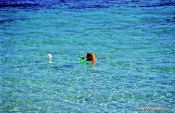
[{"x1": 0, "y1": 2, "x2": 175, "y2": 113}]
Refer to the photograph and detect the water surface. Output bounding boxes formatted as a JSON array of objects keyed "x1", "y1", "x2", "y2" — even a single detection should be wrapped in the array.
[{"x1": 0, "y1": 1, "x2": 175, "y2": 113}]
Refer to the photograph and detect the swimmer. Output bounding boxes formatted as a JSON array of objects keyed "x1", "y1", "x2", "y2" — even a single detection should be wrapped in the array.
[{"x1": 80, "y1": 52, "x2": 96, "y2": 64}]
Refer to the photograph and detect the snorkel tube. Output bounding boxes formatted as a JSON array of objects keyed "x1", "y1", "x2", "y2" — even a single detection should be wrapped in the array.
[{"x1": 79, "y1": 56, "x2": 86, "y2": 63}]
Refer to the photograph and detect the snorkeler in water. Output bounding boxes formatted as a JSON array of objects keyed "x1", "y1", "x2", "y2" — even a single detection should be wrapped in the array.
[{"x1": 80, "y1": 52, "x2": 96, "y2": 64}]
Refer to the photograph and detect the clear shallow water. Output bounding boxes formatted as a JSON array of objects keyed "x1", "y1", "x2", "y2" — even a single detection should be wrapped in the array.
[{"x1": 0, "y1": 2, "x2": 175, "y2": 113}]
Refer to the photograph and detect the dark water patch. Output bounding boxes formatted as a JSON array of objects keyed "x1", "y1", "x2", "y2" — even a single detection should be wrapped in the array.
[
  {"x1": 53, "y1": 64, "x2": 74, "y2": 70},
  {"x1": 0, "y1": 3, "x2": 40, "y2": 8},
  {"x1": 68, "y1": 3, "x2": 110, "y2": 9},
  {"x1": 64, "y1": 0, "x2": 137, "y2": 9},
  {"x1": 0, "y1": 18, "x2": 29, "y2": 24},
  {"x1": 1, "y1": 0, "x2": 175, "y2": 9},
  {"x1": 0, "y1": 0, "x2": 137, "y2": 9},
  {"x1": 0, "y1": 0, "x2": 61, "y2": 9},
  {"x1": 166, "y1": 17, "x2": 175, "y2": 23},
  {"x1": 60, "y1": 0, "x2": 66, "y2": 3},
  {"x1": 0, "y1": 0, "x2": 61, "y2": 6},
  {"x1": 0, "y1": 19, "x2": 14, "y2": 24},
  {"x1": 140, "y1": 1, "x2": 175, "y2": 7},
  {"x1": 62, "y1": 64, "x2": 74, "y2": 68}
]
